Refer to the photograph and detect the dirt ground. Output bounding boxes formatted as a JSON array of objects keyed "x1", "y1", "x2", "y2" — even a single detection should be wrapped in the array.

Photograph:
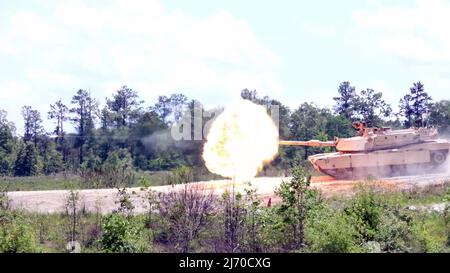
[{"x1": 7, "y1": 173, "x2": 450, "y2": 214}]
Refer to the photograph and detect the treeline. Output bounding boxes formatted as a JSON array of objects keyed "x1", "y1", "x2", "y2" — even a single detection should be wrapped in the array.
[{"x1": 0, "y1": 81, "x2": 449, "y2": 180}]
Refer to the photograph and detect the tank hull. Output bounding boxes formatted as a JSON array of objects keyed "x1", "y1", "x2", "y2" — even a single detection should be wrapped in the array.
[{"x1": 309, "y1": 139, "x2": 450, "y2": 179}]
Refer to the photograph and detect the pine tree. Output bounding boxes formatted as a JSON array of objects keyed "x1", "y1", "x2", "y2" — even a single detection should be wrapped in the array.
[
  {"x1": 106, "y1": 86, "x2": 143, "y2": 128},
  {"x1": 21, "y1": 106, "x2": 43, "y2": 146},
  {"x1": 70, "y1": 89, "x2": 98, "y2": 164},
  {"x1": 14, "y1": 143, "x2": 40, "y2": 176},
  {"x1": 399, "y1": 94, "x2": 414, "y2": 128},
  {"x1": 333, "y1": 82, "x2": 357, "y2": 120},
  {"x1": 48, "y1": 100, "x2": 69, "y2": 140},
  {"x1": 410, "y1": 82, "x2": 432, "y2": 127}
]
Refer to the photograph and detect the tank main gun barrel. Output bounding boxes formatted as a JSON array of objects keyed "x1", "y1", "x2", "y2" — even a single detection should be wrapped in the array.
[{"x1": 279, "y1": 140, "x2": 336, "y2": 147}]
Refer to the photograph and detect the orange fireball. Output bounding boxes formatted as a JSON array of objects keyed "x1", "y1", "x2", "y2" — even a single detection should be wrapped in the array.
[{"x1": 202, "y1": 99, "x2": 279, "y2": 182}]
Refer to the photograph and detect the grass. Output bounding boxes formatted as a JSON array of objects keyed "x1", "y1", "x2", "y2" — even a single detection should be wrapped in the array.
[
  {"x1": 0, "y1": 175, "x2": 81, "y2": 192},
  {"x1": 382, "y1": 182, "x2": 450, "y2": 207},
  {"x1": 0, "y1": 171, "x2": 175, "y2": 192},
  {"x1": 1, "y1": 179, "x2": 449, "y2": 253}
]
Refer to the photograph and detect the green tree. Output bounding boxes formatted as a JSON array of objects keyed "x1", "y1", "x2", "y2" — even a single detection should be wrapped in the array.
[
  {"x1": 48, "y1": 100, "x2": 69, "y2": 140},
  {"x1": 333, "y1": 81, "x2": 357, "y2": 120},
  {"x1": 0, "y1": 110, "x2": 16, "y2": 175},
  {"x1": 21, "y1": 106, "x2": 43, "y2": 146},
  {"x1": 40, "y1": 139, "x2": 64, "y2": 175},
  {"x1": 152, "y1": 93, "x2": 188, "y2": 125},
  {"x1": 100, "y1": 213, "x2": 147, "y2": 253},
  {"x1": 14, "y1": 143, "x2": 40, "y2": 176},
  {"x1": 353, "y1": 88, "x2": 392, "y2": 127},
  {"x1": 48, "y1": 100, "x2": 69, "y2": 162},
  {"x1": 399, "y1": 94, "x2": 414, "y2": 128},
  {"x1": 324, "y1": 115, "x2": 354, "y2": 138},
  {"x1": 107, "y1": 85, "x2": 143, "y2": 128},
  {"x1": 427, "y1": 100, "x2": 450, "y2": 134},
  {"x1": 102, "y1": 149, "x2": 135, "y2": 188},
  {"x1": 70, "y1": 89, "x2": 98, "y2": 164},
  {"x1": 275, "y1": 166, "x2": 322, "y2": 250},
  {"x1": 289, "y1": 103, "x2": 328, "y2": 160},
  {"x1": 400, "y1": 82, "x2": 432, "y2": 127}
]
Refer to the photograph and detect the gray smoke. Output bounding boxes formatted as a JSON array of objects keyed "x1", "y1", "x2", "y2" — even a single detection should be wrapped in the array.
[
  {"x1": 141, "y1": 130, "x2": 175, "y2": 151},
  {"x1": 141, "y1": 129, "x2": 199, "y2": 152}
]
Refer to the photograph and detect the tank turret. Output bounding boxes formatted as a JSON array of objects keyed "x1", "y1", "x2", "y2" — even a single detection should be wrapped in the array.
[{"x1": 279, "y1": 122, "x2": 450, "y2": 179}]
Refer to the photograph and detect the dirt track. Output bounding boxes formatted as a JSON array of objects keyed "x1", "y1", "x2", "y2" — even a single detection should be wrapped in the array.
[{"x1": 6, "y1": 173, "x2": 450, "y2": 214}]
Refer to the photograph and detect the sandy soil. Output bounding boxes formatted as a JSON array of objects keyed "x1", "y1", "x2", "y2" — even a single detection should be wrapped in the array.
[{"x1": 6, "y1": 173, "x2": 450, "y2": 214}]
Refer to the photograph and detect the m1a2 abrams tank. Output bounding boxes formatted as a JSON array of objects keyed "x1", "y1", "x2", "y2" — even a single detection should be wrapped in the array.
[{"x1": 279, "y1": 122, "x2": 450, "y2": 179}]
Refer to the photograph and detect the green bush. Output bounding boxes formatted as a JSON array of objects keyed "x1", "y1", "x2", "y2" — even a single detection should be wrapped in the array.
[
  {"x1": 344, "y1": 190, "x2": 384, "y2": 241},
  {"x1": 100, "y1": 213, "x2": 148, "y2": 253},
  {"x1": 306, "y1": 208, "x2": 362, "y2": 253},
  {"x1": 0, "y1": 213, "x2": 39, "y2": 253},
  {"x1": 373, "y1": 209, "x2": 411, "y2": 252},
  {"x1": 411, "y1": 213, "x2": 448, "y2": 253}
]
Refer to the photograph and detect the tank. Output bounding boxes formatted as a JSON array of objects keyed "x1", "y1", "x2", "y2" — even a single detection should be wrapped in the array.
[{"x1": 279, "y1": 122, "x2": 450, "y2": 179}]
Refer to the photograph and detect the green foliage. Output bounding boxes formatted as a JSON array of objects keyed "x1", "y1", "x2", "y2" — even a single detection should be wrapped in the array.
[
  {"x1": 158, "y1": 185, "x2": 215, "y2": 252},
  {"x1": 290, "y1": 103, "x2": 328, "y2": 160},
  {"x1": 333, "y1": 81, "x2": 357, "y2": 120},
  {"x1": 139, "y1": 176, "x2": 151, "y2": 188},
  {"x1": 100, "y1": 213, "x2": 147, "y2": 253},
  {"x1": 343, "y1": 185, "x2": 413, "y2": 252},
  {"x1": 106, "y1": 85, "x2": 143, "y2": 128},
  {"x1": 41, "y1": 140, "x2": 64, "y2": 175},
  {"x1": 14, "y1": 143, "x2": 41, "y2": 176},
  {"x1": 221, "y1": 190, "x2": 246, "y2": 252},
  {"x1": 427, "y1": 100, "x2": 450, "y2": 134},
  {"x1": 400, "y1": 82, "x2": 432, "y2": 128},
  {"x1": 242, "y1": 185, "x2": 263, "y2": 253},
  {"x1": 411, "y1": 212, "x2": 448, "y2": 253},
  {"x1": 65, "y1": 189, "x2": 81, "y2": 243},
  {"x1": 0, "y1": 110, "x2": 16, "y2": 176},
  {"x1": 116, "y1": 188, "x2": 135, "y2": 218},
  {"x1": 333, "y1": 82, "x2": 393, "y2": 127},
  {"x1": 0, "y1": 209, "x2": 39, "y2": 253},
  {"x1": 0, "y1": 150, "x2": 14, "y2": 176},
  {"x1": 373, "y1": 209, "x2": 411, "y2": 252},
  {"x1": 0, "y1": 220, "x2": 38, "y2": 253},
  {"x1": 306, "y1": 208, "x2": 362, "y2": 253},
  {"x1": 102, "y1": 149, "x2": 135, "y2": 188},
  {"x1": 325, "y1": 115, "x2": 354, "y2": 138},
  {"x1": 167, "y1": 165, "x2": 193, "y2": 185},
  {"x1": 275, "y1": 166, "x2": 322, "y2": 250},
  {"x1": 344, "y1": 187, "x2": 385, "y2": 241}
]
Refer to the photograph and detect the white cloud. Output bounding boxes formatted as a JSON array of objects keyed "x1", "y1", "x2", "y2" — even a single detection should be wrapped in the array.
[
  {"x1": 0, "y1": 0, "x2": 282, "y2": 134},
  {"x1": 353, "y1": 0, "x2": 450, "y2": 64}
]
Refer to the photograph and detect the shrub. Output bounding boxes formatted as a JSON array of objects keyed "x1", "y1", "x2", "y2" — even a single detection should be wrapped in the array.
[
  {"x1": 411, "y1": 213, "x2": 447, "y2": 253},
  {"x1": 275, "y1": 166, "x2": 323, "y2": 250},
  {"x1": 158, "y1": 184, "x2": 215, "y2": 253},
  {"x1": 306, "y1": 208, "x2": 362, "y2": 253},
  {"x1": 0, "y1": 213, "x2": 39, "y2": 253},
  {"x1": 100, "y1": 213, "x2": 147, "y2": 253},
  {"x1": 344, "y1": 186, "x2": 385, "y2": 241},
  {"x1": 373, "y1": 209, "x2": 411, "y2": 252}
]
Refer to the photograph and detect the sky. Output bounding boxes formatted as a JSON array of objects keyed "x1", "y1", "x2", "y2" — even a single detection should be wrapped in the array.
[{"x1": 1, "y1": 0, "x2": 450, "y2": 134}]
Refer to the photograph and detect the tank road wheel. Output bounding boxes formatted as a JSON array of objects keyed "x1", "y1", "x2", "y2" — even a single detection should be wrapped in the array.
[
  {"x1": 391, "y1": 165, "x2": 407, "y2": 177},
  {"x1": 431, "y1": 151, "x2": 447, "y2": 167},
  {"x1": 323, "y1": 168, "x2": 352, "y2": 179}
]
